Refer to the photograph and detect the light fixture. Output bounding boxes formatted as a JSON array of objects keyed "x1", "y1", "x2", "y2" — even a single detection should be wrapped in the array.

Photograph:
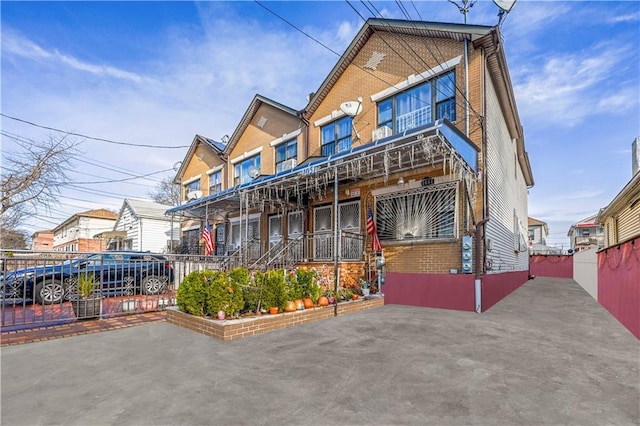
[{"x1": 397, "y1": 177, "x2": 404, "y2": 186}]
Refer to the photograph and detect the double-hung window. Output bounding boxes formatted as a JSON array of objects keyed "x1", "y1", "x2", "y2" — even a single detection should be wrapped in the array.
[
  {"x1": 376, "y1": 70, "x2": 456, "y2": 134},
  {"x1": 209, "y1": 171, "x2": 222, "y2": 194},
  {"x1": 275, "y1": 139, "x2": 298, "y2": 172},
  {"x1": 321, "y1": 116, "x2": 352, "y2": 156},
  {"x1": 234, "y1": 155, "x2": 261, "y2": 186}
]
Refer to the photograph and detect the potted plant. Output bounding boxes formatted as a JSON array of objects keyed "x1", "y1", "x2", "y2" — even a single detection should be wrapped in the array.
[{"x1": 70, "y1": 273, "x2": 101, "y2": 320}]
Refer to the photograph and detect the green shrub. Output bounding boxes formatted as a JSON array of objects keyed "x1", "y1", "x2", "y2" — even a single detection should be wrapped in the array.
[
  {"x1": 205, "y1": 271, "x2": 245, "y2": 317},
  {"x1": 286, "y1": 269, "x2": 303, "y2": 301},
  {"x1": 243, "y1": 270, "x2": 264, "y2": 313},
  {"x1": 177, "y1": 270, "x2": 216, "y2": 317},
  {"x1": 261, "y1": 269, "x2": 287, "y2": 310}
]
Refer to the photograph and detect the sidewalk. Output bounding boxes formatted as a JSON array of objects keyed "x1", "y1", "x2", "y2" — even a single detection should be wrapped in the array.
[
  {"x1": 1, "y1": 311, "x2": 166, "y2": 346},
  {"x1": 2, "y1": 277, "x2": 638, "y2": 425}
]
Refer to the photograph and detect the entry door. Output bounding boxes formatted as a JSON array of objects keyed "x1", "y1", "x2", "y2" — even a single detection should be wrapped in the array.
[
  {"x1": 269, "y1": 215, "x2": 283, "y2": 249},
  {"x1": 215, "y1": 224, "x2": 226, "y2": 256},
  {"x1": 339, "y1": 201, "x2": 361, "y2": 260},
  {"x1": 288, "y1": 210, "x2": 304, "y2": 261},
  {"x1": 313, "y1": 205, "x2": 332, "y2": 260}
]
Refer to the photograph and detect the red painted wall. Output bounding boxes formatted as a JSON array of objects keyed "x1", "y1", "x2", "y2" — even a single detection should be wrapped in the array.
[
  {"x1": 482, "y1": 271, "x2": 530, "y2": 311},
  {"x1": 530, "y1": 255, "x2": 573, "y2": 278},
  {"x1": 598, "y1": 237, "x2": 640, "y2": 340},
  {"x1": 384, "y1": 272, "x2": 475, "y2": 311}
]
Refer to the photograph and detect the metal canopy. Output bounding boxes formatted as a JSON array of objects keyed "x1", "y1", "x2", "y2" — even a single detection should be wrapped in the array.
[{"x1": 166, "y1": 119, "x2": 479, "y2": 218}]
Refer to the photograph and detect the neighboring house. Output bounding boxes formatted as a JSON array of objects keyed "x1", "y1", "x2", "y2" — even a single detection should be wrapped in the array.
[
  {"x1": 172, "y1": 134, "x2": 227, "y2": 254},
  {"x1": 567, "y1": 214, "x2": 604, "y2": 252},
  {"x1": 167, "y1": 18, "x2": 534, "y2": 312},
  {"x1": 31, "y1": 230, "x2": 54, "y2": 251},
  {"x1": 52, "y1": 209, "x2": 118, "y2": 252},
  {"x1": 527, "y1": 217, "x2": 548, "y2": 246},
  {"x1": 104, "y1": 199, "x2": 180, "y2": 253},
  {"x1": 527, "y1": 217, "x2": 560, "y2": 255},
  {"x1": 598, "y1": 168, "x2": 640, "y2": 249}
]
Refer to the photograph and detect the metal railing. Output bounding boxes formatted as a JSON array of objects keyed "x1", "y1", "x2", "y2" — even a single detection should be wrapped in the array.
[{"x1": 1, "y1": 234, "x2": 365, "y2": 330}]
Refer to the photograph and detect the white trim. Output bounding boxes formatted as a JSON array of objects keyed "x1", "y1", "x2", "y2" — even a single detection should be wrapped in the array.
[
  {"x1": 313, "y1": 109, "x2": 346, "y2": 128},
  {"x1": 205, "y1": 164, "x2": 224, "y2": 175},
  {"x1": 370, "y1": 56, "x2": 462, "y2": 102},
  {"x1": 182, "y1": 175, "x2": 201, "y2": 185},
  {"x1": 269, "y1": 129, "x2": 302, "y2": 147},
  {"x1": 230, "y1": 146, "x2": 263, "y2": 165}
]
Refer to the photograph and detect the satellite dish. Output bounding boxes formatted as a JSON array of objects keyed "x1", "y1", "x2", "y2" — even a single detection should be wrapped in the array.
[
  {"x1": 248, "y1": 166, "x2": 260, "y2": 179},
  {"x1": 493, "y1": 0, "x2": 516, "y2": 12},
  {"x1": 339, "y1": 97, "x2": 363, "y2": 117},
  {"x1": 172, "y1": 161, "x2": 182, "y2": 171},
  {"x1": 187, "y1": 190, "x2": 202, "y2": 200}
]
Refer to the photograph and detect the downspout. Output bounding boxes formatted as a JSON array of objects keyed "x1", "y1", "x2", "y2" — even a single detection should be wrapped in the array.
[
  {"x1": 464, "y1": 36, "x2": 470, "y2": 137},
  {"x1": 333, "y1": 167, "x2": 339, "y2": 318},
  {"x1": 474, "y1": 217, "x2": 489, "y2": 313}
]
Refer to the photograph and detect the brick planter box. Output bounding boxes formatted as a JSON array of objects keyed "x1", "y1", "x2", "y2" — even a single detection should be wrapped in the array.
[{"x1": 166, "y1": 297, "x2": 384, "y2": 341}]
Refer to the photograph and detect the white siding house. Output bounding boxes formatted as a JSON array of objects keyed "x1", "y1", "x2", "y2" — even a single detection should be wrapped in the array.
[
  {"x1": 485, "y1": 73, "x2": 530, "y2": 273},
  {"x1": 112, "y1": 199, "x2": 180, "y2": 253}
]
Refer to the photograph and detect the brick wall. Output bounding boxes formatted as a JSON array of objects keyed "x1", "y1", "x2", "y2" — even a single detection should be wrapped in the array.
[{"x1": 166, "y1": 297, "x2": 385, "y2": 341}]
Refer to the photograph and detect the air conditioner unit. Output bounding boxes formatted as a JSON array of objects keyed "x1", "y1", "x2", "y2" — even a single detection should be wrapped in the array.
[
  {"x1": 372, "y1": 126, "x2": 393, "y2": 142},
  {"x1": 282, "y1": 158, "x2": 297, "y2": 171}
]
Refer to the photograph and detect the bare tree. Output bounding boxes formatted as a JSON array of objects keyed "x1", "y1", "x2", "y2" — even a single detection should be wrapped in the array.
[
  {"x1": 148, "y1": 175, "x2": 181, "y2": 206},
  {"x1": 1, "y1": 134, "x2": 81, "y2": 248}
]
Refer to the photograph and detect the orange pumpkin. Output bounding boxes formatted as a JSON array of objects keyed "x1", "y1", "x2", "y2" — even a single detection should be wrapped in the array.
[
  {"x1": 284, "y1": 301, "x2": 297, "y2": 312},
  {"x1": 317, "y1": 296, "x2": 329, "y2": 307},
  {"x1": 269, "y1": 307, "x2": 279, "y2": 315},
  {"x1": 352, "y1": 294, "x2": 359, "y2": 300},
  {"x1": 302, "y1": 298, "x2": 314, "y2": 309}
]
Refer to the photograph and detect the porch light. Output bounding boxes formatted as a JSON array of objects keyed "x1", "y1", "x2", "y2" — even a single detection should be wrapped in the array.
[{"x1": 397, "y1": 176, "x2": 404, "y2": 186}]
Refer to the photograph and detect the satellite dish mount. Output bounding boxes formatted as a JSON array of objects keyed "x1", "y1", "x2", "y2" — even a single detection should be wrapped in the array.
[
  {"x1": 339, "y1": 97, "x2": 363, "y2": 140},
  {"x1": 493, "y1": 0, "x2": 517, "y2": 25}
]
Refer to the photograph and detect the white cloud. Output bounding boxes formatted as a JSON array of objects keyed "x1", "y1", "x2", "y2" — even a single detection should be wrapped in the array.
[
  {"x1": 607, "y1": 12, "x2": 640, "y2": 23},
  {"x1": 512, "y1": 43, "x2": 637, "y2": 126},
  {"x1": 2, "y1": 29, "x2": 145, "y2": 83}
]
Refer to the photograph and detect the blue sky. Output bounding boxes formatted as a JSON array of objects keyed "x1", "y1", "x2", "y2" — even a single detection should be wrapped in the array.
[{"x1": 2, "y1": 1, "x2": 639, "y2": 248}]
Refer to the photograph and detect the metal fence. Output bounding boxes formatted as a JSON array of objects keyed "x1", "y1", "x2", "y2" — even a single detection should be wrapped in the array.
[
  {"x1": 1, "y1": 233, "x2": 365, "y2": 331},
  {"x1": 0, "y1": 251, "x2": 222, "y2": 331}
]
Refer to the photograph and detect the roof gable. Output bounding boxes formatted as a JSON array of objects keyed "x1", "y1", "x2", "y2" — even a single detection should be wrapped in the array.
[
  {"x1": 224, "y1": 94, "x2": 300, "y2": 155},
  {"x1": 174, "y1": 134, "x2": 225, "y2": 183}
]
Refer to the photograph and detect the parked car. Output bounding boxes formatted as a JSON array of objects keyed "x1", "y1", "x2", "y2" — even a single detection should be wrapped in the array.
[{"x1": 0, "y1": 251, "x2": 174, "y2": 304}]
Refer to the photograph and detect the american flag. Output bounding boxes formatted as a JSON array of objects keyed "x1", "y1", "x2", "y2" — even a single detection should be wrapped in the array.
[
  {"x1": 366, "y1": 208, "x2": 382, "y2": 252},
  {"x1": 202, "y1": 221, "x2": 215, "y2": 255}
]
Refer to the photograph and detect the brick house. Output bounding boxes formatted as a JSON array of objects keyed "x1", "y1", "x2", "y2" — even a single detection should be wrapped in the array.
[
  {"x1": 31, "y1": 230, "x2": 54, "y2": 251},
  {"x1": 168, "y1": 18, "x2": 534, "y2": 312}
]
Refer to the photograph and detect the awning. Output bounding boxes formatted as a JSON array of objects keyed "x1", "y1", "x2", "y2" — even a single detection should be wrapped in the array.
[{"x1": 166, "y1": 119, "x2": 479, "y2": 218}]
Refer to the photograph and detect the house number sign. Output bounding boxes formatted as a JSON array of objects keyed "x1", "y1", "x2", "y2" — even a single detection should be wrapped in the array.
[{"x1": 421, "y1": 177, "x2": 434, "y2": 186}]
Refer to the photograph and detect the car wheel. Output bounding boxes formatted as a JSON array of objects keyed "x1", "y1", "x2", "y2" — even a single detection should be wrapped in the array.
[
  {"x1": 141, "y1": 275, "x2": 165, "y2": 295},
  {"x1": 34, "y1": 279, "x2": 65, "y2": 305}
]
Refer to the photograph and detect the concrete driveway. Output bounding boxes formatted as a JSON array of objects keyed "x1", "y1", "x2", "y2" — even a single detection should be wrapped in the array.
[{"x1": 2, "y1": 277, "x2": 638, "y2": 425}]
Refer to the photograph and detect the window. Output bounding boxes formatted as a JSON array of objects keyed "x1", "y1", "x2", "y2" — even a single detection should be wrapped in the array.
[
  {"x1": 581, "y1": 228, "x2": 590, "y2": 237},
  {"x1": 376, "y1": 71, "x2": 456, "y2": 134},
  {"x1": 234, "y1": 155, "x2": 261, "y2": 186},
  {"x1": 321, "y1": 116, "x2": 352, "y2": 156},
  {"x1": 275, "y1": 139, "x2": 298, "y2": 172},
  {"x1": 375, "y1": 182, "x2": 457, "y2": 243},
  {"x1": 209, "y1": 171, "x2": 222, "y2": 194},
  {"x1": 185, "y1": 180, "x2": 200, "y2": 192},
  {"x1": 528, "y1": 229, "x2": 535, "y2": 242}
]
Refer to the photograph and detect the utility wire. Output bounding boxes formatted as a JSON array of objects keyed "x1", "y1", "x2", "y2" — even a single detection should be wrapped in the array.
[
  {"x1": 1, "y1": 113, "x2": 189, "y2": 149},
  {"x1": 70, "y1": 168, "x2": 173, "y2": 185}
]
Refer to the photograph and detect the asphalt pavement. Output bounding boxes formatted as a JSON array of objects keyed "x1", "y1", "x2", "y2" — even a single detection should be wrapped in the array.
[{"x1": 2, "y1": 276, "x2": 638, "y2": 425}]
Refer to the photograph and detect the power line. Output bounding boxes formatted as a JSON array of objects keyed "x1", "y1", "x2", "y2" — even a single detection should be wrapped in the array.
[
  {"x1": 1, "y1": 113, "x2": 189, "y2": 149},
  {"x1": 70, "y1": 168, "x2": 173, "y2": 185}
]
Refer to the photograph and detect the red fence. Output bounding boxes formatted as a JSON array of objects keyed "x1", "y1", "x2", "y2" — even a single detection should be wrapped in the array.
[
  {"x1": 529, "y1": 255, "x2": 573, "y2": 278},
  {"x1": 598, "y1": 237, "x2": 640, "y2": 340}
]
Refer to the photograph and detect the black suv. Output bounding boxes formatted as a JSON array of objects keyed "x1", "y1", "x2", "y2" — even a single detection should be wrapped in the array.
[{"x1": 0, "y1": 251, "x2": 174, "y2": 304}]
